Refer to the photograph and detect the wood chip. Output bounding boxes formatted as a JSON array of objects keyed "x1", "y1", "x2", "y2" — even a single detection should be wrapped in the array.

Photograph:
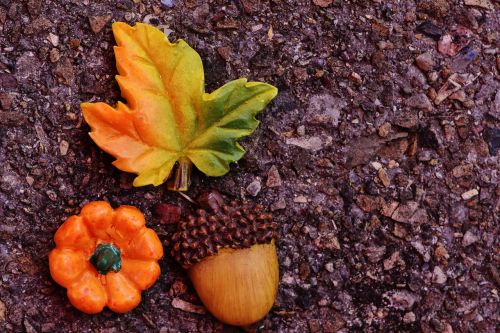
[
  {"x1": 0, "y1": 299, "x2": 5, "y2": 321},
  {"x1": 59, "y1": 140, "x2": 69, "y2": 156},
  {"x1": 268, "y1": 25, "x2": 274, "y2": 40},
  {"x1": 378, "y1": 168, "x2": 391, "y2": 187},
  {"x1": 171, "y1": 298, "x2": 206, "y2": 314},
  {"x1": 464, "y1": 0, "x2": 494, "y2": 10},
  {"x1": 216, "y1": 47, "x2": 230, "y2": 61},
  {"x1": 313, "y1": 0, "x2": 333, "y2": 7}
]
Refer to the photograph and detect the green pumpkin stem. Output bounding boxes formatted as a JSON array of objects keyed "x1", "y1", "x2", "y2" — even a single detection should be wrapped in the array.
[{"x1": 89, "y1": 243, "x2": 122, "y2": 275}]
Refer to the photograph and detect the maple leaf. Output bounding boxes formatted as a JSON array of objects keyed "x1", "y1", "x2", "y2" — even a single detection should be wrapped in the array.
[{"x1": 81, "y1": 22, "x2": 277, "y2": 191}]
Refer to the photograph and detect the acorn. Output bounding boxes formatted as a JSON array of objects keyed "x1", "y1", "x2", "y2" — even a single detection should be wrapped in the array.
[{"x1": 171, "y1": 195, "x2": 279, "y2": 326}]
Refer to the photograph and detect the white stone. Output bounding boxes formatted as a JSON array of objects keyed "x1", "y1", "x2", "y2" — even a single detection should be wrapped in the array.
[
  {"x1": 282, "y1": 273, "x2": 295, "y2": 285},
  {"x1": 306, "y1": 94, "x2": 345, "y2": 127},
  {"x1": 462, "y1": 230, "x2": 479, "y2": 246},
  {"x1": 432, "y1": 266, "x2": 447, "y2": 284},
  {"x1": 371, "y1": 161, "x2": 383, "y2": 170},
  {"x1": 246, "y1": 179, "x2": 261, "y2": 197},
  {"x1": 286, "y1": 136, "x2": 325, "y2": 151},
  {"x1": 47, "y1": 33, "x2": 59, "y2": 47},
  {"x1": 293, "y1": 195, "x2": 308, "y2": 203},
  {"x1": 461, "y1": 188, "x2": 478, "y2": 200}
]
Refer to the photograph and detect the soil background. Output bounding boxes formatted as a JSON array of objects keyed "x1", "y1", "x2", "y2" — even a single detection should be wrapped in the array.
[{"x1": 0, "y1": 0, "x2": 499, "y2": 332}]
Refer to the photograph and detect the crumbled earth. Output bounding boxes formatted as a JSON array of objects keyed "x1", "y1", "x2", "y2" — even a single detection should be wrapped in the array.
[{"x1": 0, "y1": 0, "x2": 499, "y2": 332}]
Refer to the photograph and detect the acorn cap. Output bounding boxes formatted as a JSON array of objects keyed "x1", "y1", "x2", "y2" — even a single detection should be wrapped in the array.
[{"x1": 171, "y1": 200, "x2": 278, "y2": 268}]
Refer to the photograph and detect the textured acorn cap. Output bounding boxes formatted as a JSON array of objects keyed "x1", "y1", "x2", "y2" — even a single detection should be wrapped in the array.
[{"x1": 171, "y1": 200, "x2": 278, "y2": 268}]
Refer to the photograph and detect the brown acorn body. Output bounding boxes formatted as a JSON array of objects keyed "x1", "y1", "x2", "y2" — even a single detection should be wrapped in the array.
[
  {"x1": 188, "y1": 242, "x2": 278, "y2": 326},
  {"x1": 171, "y1": 197, "x2": 279, "y2": 326}
]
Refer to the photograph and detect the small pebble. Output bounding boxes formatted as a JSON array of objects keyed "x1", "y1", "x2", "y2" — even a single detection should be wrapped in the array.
[
  {"x1": 246, "y1": 179, "x2": 262, "y2": 197},
  {"x1": 26, "y1": 176, "x2": 34, "y2": 186},
  {"x1": 416, "y1": 21, "x2": 443, "y2": 40},
  {"x1": 388, "y1": 160, "x2": 399, "y2": 168},
  {"x1": 464, "y1": 0, "x2": 494, "y2": 10},
  {"x1": 59, "y1": 140, "x2": 69, "y2": 156},
  {"x1": 271, "y1": 198, "x2": 286, "y2": 211},
  {"x1": 294, "y1": 195, "x2": 308, "y2": 203},
  {"x1": 406, "y1": 93, "x2": 432, "y2": 111},
  {"x1": 462, "y1": 230, "x2": 479, "y2": 246},
  {"x1": 266, "y1": 165, "x2": 282, "y2": 188},
  {"x1": 124, "y1": 12, "x2": 134, "y2": 21},
  {"x1": 49, "y1": 48, "x2": 60, "y2": 63},
  {"x1": 378, "y1": 122, "x2": 391, "y2": 138},
  {"x1": 47, "y1": 33, "x2": 59, "y2": 47},
  {"x1": 296, "y1": 125, "x2": 305, "y2": 136},
  {"x1": 46, "y1": 190, "x2": 57, "y2": 201},
  {"x1": 427, "y1": 71, "x2": 439, "y2": 83},
  {"x1": 371, "y1": 161, "x2": 383, "y2": 170},
  {"x1": 415, "y1": 52, "x2": 434, "y2": 71},
  {"x1": 461, "y1": 188, "x2": 478, "y2": 200},
  {"x1": 403, "y1": 312, "x2": 416, "y2": 323},
  {"x1": 89, "y1": 15, "x2": 111, "y2": 34},
  {"x1": 350, "y1": 72, "x2": 362, "y2": 84},
  {"x1": 251, "y1": 24, "x2": 263, "y2": 32},
  {"x1": 155, "y1": 203, "x2": 181, "y2": 224},
  {"x1": 282, "y1": 273, "x2": 295, "y2": 285},
  {"x1": 161, "y1": 0, "x2": 175, "y2": 7},
  {"x1": 432, "y1": 266, "x2": 447, "y2": 284}
]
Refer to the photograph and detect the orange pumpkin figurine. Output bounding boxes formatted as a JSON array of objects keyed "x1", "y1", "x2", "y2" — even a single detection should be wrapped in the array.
[{"x1": 49, "y1": 201, "x2": 163, "y2": 314}]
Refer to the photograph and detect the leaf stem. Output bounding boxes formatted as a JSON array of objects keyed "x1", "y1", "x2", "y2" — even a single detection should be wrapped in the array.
[{"x1": 168, "y1": 157, "x2": 192, "y2": 191}]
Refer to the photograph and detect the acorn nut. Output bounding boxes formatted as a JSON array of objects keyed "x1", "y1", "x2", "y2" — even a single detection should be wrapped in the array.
[{"x1": 171, "y1": 197, "x2": 279, "y2": 326}]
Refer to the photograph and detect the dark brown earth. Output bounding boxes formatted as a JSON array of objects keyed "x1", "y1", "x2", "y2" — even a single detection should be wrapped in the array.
[{"x1": 1, "y1": 0, "x2": 499, "y2": 332}]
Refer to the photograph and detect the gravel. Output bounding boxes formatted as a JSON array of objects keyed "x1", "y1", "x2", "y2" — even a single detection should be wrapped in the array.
[{"x1": 0, "y1": 0, "x2": 498, "y2": 332}]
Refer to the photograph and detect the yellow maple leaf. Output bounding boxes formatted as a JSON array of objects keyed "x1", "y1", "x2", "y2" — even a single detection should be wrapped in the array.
[{"x1": 81, "y1": 22, "x2": 277, "y2": 191}]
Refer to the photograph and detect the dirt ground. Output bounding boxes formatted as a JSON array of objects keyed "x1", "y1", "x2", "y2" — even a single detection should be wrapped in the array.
[{"x1": 0, "y1": 0, "x2": 499, "y2": 332}]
